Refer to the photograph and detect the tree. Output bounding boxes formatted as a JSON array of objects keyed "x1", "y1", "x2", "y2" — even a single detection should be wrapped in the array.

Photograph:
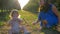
[
  {"x1": 49, "y1": 0, "x2": 60, "y2": 11},
  {"x1": 23, "y1": 0, "x2": 40, "y2": 13},
  {"x1": 0, "y1": 0, "x2": 21, "y2": 10},
  {"x1": 23, "y1": 0, "x2": 60, "y2": 12},
  {"x1": 56, "y1": 0, "x2": 60, "y2": 11}
]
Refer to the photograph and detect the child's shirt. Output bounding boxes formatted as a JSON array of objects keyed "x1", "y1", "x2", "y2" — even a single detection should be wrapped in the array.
[{"x1": 9, "y1": 18, "x2": 22, "y2": 32}]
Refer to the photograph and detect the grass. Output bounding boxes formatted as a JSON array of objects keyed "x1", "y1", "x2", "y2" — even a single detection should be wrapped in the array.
[
  {"x1": 0, "y1": 10, "x2": 59, "y2": 34},
  {"x1": 0, "y1": 10, "x2": 43, "y2": 34},
  {"x1": 19, "y1": 10, "x2": 41, "y2": 34}
]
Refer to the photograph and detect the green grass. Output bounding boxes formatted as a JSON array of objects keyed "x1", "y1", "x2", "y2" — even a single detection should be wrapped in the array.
[
  {"x1": 0, "y1": 10, "x2": 43, "y2": 34},
  {"x1": 1, "y1": 10, "x2": 60, "y2": 34},
  {"x1": 19, "y1": 10, "x2": 40, "y2": 29},
  {"x1": 19, "y1": 10, "x2": 38, "y2": 23},
  {"x1": 18, "y1": 10, "x2": 44, "y2": 34}
]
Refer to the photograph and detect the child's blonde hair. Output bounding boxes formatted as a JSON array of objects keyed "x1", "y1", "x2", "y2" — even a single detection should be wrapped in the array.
[{"x1": 10, "y1": 9, "x2": 19, "y2": 17}]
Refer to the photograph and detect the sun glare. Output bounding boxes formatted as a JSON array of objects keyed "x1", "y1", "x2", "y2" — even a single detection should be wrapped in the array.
[{"x1": 18, "y1": 0, "x2": 29, "y2": 9}]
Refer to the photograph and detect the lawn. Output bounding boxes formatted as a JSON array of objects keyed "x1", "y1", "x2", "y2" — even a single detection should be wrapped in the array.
[
  {"x1": 0, "y1": 10, "x2": 60, "y2": 34},
  {"x1": 19, "y1": 10, "x2": 41, "y2": 34},
  {"x1": 0, "y1": 10, "x2": 43, "y2": 34}
]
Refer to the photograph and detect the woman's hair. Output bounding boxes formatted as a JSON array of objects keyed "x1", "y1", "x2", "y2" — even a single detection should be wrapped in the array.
[
  {"x1": 40, "y1": 0, "x2": 51, "y2": 12},
  {"x1": 10, "y1": 9, "x2": 19, "y2": 17}
]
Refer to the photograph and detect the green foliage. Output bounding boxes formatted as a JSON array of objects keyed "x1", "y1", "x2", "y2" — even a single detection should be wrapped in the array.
[
  {"x1": 0, "y1": 22, "x2": 4, "y2": 26},
  {"x1": 0, "y1": 0, "x2": 21, "y2": 10},
  {"x1": 23, "y1": 0, "x2": 60, "y2": 12},
  {"x1": 0, "y1": 10, "x2": 10, "y2": 26},
  {"x1": 55, "y1": 0, "x2": 60, "y2": 11},
  {"x1": 23, "y1": 0, "x2": 40, "y2": 13},
  {"x1": 0, "y1": 10, "x2": 10, "y2": 21},
  {"x1": 50, "y1": 0, "x2": 60, "y2": 11}
]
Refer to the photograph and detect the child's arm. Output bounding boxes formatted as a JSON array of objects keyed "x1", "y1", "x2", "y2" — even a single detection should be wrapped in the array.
[
  {"x1": 19, "y1": 18, "x2": 23, "y2": 25},
  {"x1": 7, "y1": 20, "x2": 12, "y2": 27}
]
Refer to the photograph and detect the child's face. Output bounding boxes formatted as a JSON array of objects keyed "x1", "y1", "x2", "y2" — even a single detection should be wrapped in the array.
[
  {"x1": 13, "y1": 12, "x2": 19, "y2": 18},
  {"x1": 40, "y1": 0, "x2": 45, "y2": 6}
]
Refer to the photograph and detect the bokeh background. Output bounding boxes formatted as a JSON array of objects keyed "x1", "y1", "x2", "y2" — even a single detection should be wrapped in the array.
[{"x1": 0, "y1": 0, "x2": 60, "y2": 34}]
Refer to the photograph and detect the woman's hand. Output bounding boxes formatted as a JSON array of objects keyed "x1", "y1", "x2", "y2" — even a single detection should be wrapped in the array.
[
  {"x1": 32, "y1": 21, "x2": 37, "y2": 25},
  {"x1": 32, "y1": 20, "x2": 40, "y2": 25}
]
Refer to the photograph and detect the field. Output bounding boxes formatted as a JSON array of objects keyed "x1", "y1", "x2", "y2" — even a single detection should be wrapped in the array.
[
  {"x1": 0, "y1": 10, "x2": 60, "y2": 34},
  {"x1": 0, "y1": 10, "x2": 43, "y2": 34}
]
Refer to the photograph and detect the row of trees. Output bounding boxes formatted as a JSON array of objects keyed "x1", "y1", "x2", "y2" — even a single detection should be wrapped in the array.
[
  {"x1": 0, "y1": 0, "x2": 21, "y2": 21},
  {"x1": 23, "y1": 0, "x2": 60, "y2": 12},
  {"x1": 0, "y1": 0, "x2": 21, "y2": 10},
  {"x1": 23, "y1": 0, "x2": 40, "y2": 13},
  {"x1": 55, "y1": 0, "x2": 60, "y2": 11},
  {"x1": 0, "y1": 0, "x2": 60, "y2": 11}
]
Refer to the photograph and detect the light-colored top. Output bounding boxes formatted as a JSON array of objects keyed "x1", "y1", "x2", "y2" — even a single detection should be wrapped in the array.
[{"x1": 9, "y1": 18, "x2": 22, "y2": 32}]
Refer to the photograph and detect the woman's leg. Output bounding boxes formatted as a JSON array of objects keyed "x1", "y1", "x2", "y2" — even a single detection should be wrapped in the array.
[{"x1": 39, "y1": 20, "x2": 47, "y2": 30}]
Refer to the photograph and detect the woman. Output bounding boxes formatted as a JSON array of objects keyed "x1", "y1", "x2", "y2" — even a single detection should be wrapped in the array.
[{"x1": 33, "y1": 0, "x2": 60, "y2": 30}]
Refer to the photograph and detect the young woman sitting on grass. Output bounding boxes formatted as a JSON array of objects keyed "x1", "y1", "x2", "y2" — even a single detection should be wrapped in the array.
[{"x1": 33, "y1": 0, "x2": 60, "y2": 31}]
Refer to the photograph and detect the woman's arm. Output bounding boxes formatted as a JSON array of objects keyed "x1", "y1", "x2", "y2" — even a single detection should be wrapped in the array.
[
  {"x1": 33, "y1": 13, "x2": 41, "y2": 25},
  {"x1": 52, "y1": 5, "x2": 60, "y2": 24},
  {"x1": 35, "y1": 19, "x2": 40, "y2": 23},
  {"x1": 33, "y1": 19, "x2": 40, "y2": 25}
]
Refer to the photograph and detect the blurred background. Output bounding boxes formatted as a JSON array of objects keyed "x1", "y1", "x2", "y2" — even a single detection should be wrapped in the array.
[{"x1": 0, "y1": 0, "x2": 60, "y2": 34}]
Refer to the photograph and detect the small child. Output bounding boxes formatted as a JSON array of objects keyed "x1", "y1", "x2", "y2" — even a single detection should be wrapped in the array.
[{"x1": 8, "y1": 9, "x2": 29, "y2": 34}]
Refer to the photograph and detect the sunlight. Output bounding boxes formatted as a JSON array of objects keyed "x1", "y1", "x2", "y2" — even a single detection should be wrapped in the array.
[
  {"x1": 18, "y1": 15, "x2": 21, "y2": 18},
  {"x1": 18, "y1": 0, "x2": 29, "y2": 9}
]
